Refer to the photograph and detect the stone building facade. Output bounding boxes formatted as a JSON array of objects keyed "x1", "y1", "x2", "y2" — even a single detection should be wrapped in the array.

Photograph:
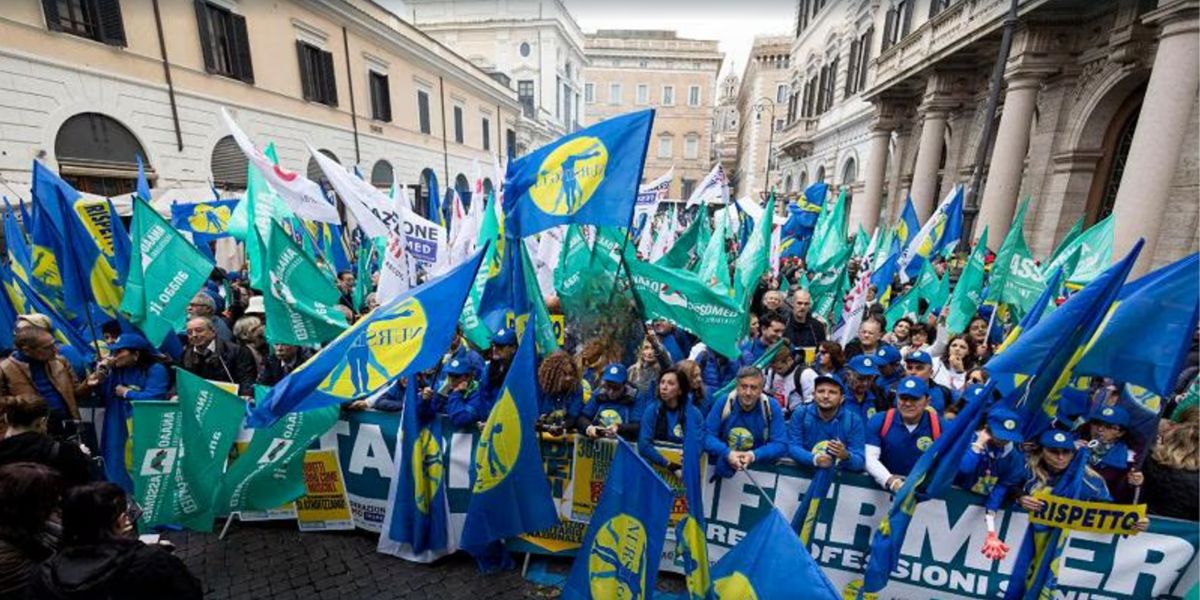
[{"x1": 732, "y1": 35, "x2": 794, "y2": 199}]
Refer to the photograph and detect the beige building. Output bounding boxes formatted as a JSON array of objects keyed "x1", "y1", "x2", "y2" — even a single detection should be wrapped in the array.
[
  {"x1": 803, "y1": 0, "x2": 1198, "y2": 275},
  {"x1": 0, "y1": 0, "x2": 520, "y2": 215},
  {"x1": 732, "y1": 35, "x2": 793, "y2": 200},
  {"x1": 582, "y1": 30, "x2": 724, "y2": 199},
  {"x1": 402, "y1": 0, "x2": 587, "y2": 155},
  {"x1": 713, "y1": 73, "x2": 741, "y2": 176}
]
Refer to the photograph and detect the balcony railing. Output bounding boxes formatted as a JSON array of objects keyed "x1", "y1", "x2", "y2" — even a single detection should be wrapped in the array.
[{"x1": 778, "y1": 117, "x2": 819, "y2": 158}]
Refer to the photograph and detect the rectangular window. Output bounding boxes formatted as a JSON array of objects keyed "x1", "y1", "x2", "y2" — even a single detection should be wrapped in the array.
[
  {"x1": 417, "y1": 89, "x2": 431, "y2": 134},
  {"x1": 296, "y1": 41, "x2": 337, "y2": 107},
  {"x1": 858, "y1": 27, "x2": 873, "y2": 91},
  {"x1": 688, "y1": 85, "x2": 700, "y2": 106},
  {"x1": 636, "y1": 84, "x2": 648, "y2": 105},
  {"x1": 195, "y1": 1, "x2": 253, "y2": 83},
  {"x1": 369, "y1": 71, "x2": 391, "y2": 122},
  {"x1": 517, "y1": 80, "x2": 535, "y2": 117},
  {"x1": 555, "y1": 76, "x2": 561, "y2": 119},
  {"x1": 610, "y1": 83, "x2": 622, "y2": 105},
  {"x1": 44, "y1": 0, "x2": 126, "y2": 46},
  {"x1": 681, "y1": 178, "x2": 696, "y2": 199},
  {"x1": 846, "y1": 40, "x2": 860, "y2": 96},
  {"x1": 776, "y1": 84, "x2": 787, "y2": 104},
  {"x1": 482, "y1": 117, "x2": 490, "y2": 150},
  {"x1": 657, "y1": 136, "x2": 672, "y2": 159},
  {"x1": 453, "y1": 106, "x2": 464, "y2": 144},
  {"x1": 506, "y1": 128, "x2": 517, "y2": 159},
  {"x1": 584, "y1": 83, "x2": 594, "y2": 103},
  {"x1": 662, "y1": 85, "x2": 675, "y2": 106},
  {"x1": 684, "y1": 135, "x2": 699, "y2": 159}
]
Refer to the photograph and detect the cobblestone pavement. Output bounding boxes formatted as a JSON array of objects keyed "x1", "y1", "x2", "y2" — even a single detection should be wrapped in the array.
[{"x1": 165, "y1": 521, "x2": 544, "y2": 599}]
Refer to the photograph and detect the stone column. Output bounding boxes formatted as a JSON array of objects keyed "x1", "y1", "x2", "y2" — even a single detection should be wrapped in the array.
[
  {"x1": 886, "y1": 126, "x2": 912, "y2": 221},
  {"x1": 973, "y1": 71, "x2": 1045, "y2": 245},
  {"x1": 908, "y1": 107, "x2": 949, "y2": 221},
  {"x1": 854, "y1": 126, "x2": 893, "y2": 234},
  {"x1": 1111, "y1": 1, "x2": 1200, "y2": 275}
]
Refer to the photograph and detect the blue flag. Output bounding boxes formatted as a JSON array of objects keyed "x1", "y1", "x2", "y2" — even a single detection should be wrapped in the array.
[
  {"x1": 868, "y1": 251, "x2": 899, "y2": 308},
  {"x1": 1075, "y1": 253, "x2": 1200, "y2": 397},
  {"x1": 987, "y1": 242, "x2": 1143, "y2": 439},
  {"x1": 675, "y1": 402, "x2": 710, "y2": 600},
  {"x1": 896, "y1": 196, "x2": 920, "y2": 249},
  {"x1": 995, "y1": 267, "x2": 1064, "y2": 354},
  {"x1": 1003, "y1": 449, "x2": 1090, "y2": 600},
  {"x1": 780, "y1": 181, "x2": 828, "y2": 259},
  {"x1": 384, "y1": 383, "x2": 450, "y2": 559},
  {"x1": 247, "y1": 248, "x2": 486, "y2": 427},
  {"x1": 321, "y1": 223, "x2": 353, "y2": 274},
  {"x1": 170, "y1": 199, "x2": 239, "y2": 240},
  {"x1": 791, "y1": 465, "x2": 834, "y2": 546},
  {"x1": 932, "y1": 185, "x2": 964, "y2": 258},
  {"x1": 504, "y1": 109, "x2": 654, "y2": 238},
  {"x1": 107, "y1": 199, "x2": 132, "y2": 285},
  {"x1": 562, "y1": 439, "x2": 673, "y2": 600},
  {"x1": 460, "y1": 325, "x2": 559, "y2": 555},
  {"x1": 712, "y1": 509, "x2": 839, "y2": 600},
  {"x1": 136, "y1": 154, "x2": 152, "y2": 202},
  {"x1": 0, "y1": 265, "x2": 17, "y2": 350},
  {"x1": 5, "y1": 210, "x2": 33, "y2": 286},
  {"x1": 1, "y1": 264, "x2": 92, "y2": 358}
]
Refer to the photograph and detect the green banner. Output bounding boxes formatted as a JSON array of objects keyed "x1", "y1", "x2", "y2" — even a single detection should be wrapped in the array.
[
  {"x1": 130, "y1": 400, "x2": 184, "y2": 533},
  {"x1": 625, "y1": 249, "x2": 744, "y2": 359},
  {"x1": 119, "y1": 198, "x2": 214, "y2": 346},
  {"x1": 987, "y1": 198, "x2": 1044, "y2": 320},
  {"x1": 174, "y1": 369, "x2": 246, "y2": 531},
  {"x1": 946, "y1": 227, "x2": 989, "y2": 334},
  {"x1": 657, "y1": 212, "x2": 705, "y2": 270},
  {"x1": 460, "y1": 197, "x2": 500, "y2": 349},
  {"x1": 734, "y1": 196, "x2": 775, "y2": 308},
  {"x1": 263, "y1": 221, "x2": 348, "y2": 346}
]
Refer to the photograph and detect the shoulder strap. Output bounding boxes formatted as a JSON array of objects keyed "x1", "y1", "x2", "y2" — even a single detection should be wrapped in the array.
[
  {"x1": 881, "y1": 408, "x2": 896, "y2": 438},
  {"x1": 720, "y1": 393, "x2": 734, "y2": 422},
  {"x1": 761, "y1": 396, "x2": 772, "y2": 442},
  {"x1": 928, "y1": 407, "x2": 941, "y2": 440}
]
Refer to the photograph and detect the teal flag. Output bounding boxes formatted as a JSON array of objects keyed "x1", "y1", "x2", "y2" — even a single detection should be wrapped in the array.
[
  {"x1": 262, "y1": 221, "x2": 348, "y2": 346},
  {"x1": 851, "y1": 224, "x2": 870, "y2": 258},
  {"x1": 807, "y1": 263, "x2": 850, "y2": 326},
  {"x1": 231, "y1": 143, "x2": 295, "y2": 290},
  {"x1": 174, "y1": 369, "x2": 245, "y2": 531},
  {"x1": 553, "y1": 224, "x2": 591, "y2": 313},
  {"x1": 625, "y1": 249, "x2": 745, "y2": 359},
  {"x1": 120, "y1": 198, "x2": 214, "y2": 346},
  {"x1": 946, "y1": 227, "x2": 989, "y2": 334},
  {"x1": 1046, "y1": 217, "x2": 1083, "y2": 267},
  {"x1": 1042, "y1": 213, "x2": 1114, "y2": 289},
  {"x1": 734, "y1": 195, "x2": 775, "y2": 308},
  {"x1": 215, "y1": 388, "x2": 339, "y2": 513},
  {"x1": 518, "y1": 242, "x2": 561, "y2": 355},
  {"x1": 696, "y1": 211, "x2": 731, "y2": 292},
  {"x1": 130, "y1": 401, "x2": 184, "y2": 533},
  {"x1": 986, "y1": 198, "x2": 1044, "y2": 321},
  {"x1": 461, "y1": 194, "x2": 500, "y2": 349},
  {"x1": 806, "y1": 188, "x2": 849, "y2": 272},
  {"x1": 657, "y1": 211, "x2": 705, "y2": 270}
]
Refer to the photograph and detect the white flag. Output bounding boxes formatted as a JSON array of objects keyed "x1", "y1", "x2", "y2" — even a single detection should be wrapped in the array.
[
  {"x1": 831, "y1": 269, "x2": 873, "y2": 347},
  {"x1": 221, "y1": 108, "x2": 340, "y2": 224},
  {"x1": 686, "y1": 164, "x2": 730, "y2": 208},
  {"x1": 306, "y1": 144, "x2": 390, "y2": 238}
]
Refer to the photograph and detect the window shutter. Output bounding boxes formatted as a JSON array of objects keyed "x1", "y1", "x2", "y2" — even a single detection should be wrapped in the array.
[
  {"x1": 297, "y1": 42, "x2": 313, "y2": 101},
  {"x1": 860, "y1": 28, "x2": 873, "y2": 90},
  {"x1": 194, "y1": 1, "x2": 216, "y2": 73},
  {"x1": 41, "y1": 0, "x2": 62, "y2": 31},
  {"x1": 95, "y1": 0, "x2": 127, "y2": 47},
  {"x1": 845, "y1": 41, "x2": 858, "y2": 96},
  {"x1": 883, "y1": 8, "x2": 896, "y2": 50},
  {"x1": 901, "y1": 2, "x2": 914, "y2": 37},
  {"x1": 232, "y1": 14, "x2": 254, "y2": 84},
  {"x1": 320, "y1": 50, "x2": 338, "y2": 106},
  {"x1": 380, "y1": 75, "x2": 392, "y2": 122}
]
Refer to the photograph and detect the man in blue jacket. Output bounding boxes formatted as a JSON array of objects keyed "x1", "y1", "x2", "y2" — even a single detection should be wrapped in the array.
[
  {"x1": 738, "y1": 312, "x2": 787, "y2": 369},
  {"x1": 865, "y1": 376, "x2": 942, "y2": 492},
  {"x1": 787, "y1": 373, "x2": 865, "y2": 472},
  {"x1": 443, "y1": 358, "x2": 485, "y2": 429},
  {"x1": 575, "y1": 364, "x2": 644, "y2": 441},
  {"x1": 704, "y1": 366, "x2": 786, "y2": 478},
  {"x1": 903, "y1": 350, "x2": 952, "y2": 413}
]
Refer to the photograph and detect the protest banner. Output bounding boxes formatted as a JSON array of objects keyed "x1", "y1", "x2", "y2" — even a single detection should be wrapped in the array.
[
  {"x1": 327, "y1": 409, "x2": 401, "y2": 532},
  {"x1": 296, "y1": 449, "x2": 355, "y2": 532},
  {"x1": 1028, "y1": 491, "x2": 1148, "y2": 535},
  {"x1": 130, "y1": 401, "x2": 183, "y2": 533}
]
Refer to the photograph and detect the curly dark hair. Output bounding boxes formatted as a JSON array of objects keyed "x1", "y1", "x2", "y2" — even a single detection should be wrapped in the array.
[{"x1": 538, "y1": 350, "x2": 581, "y2": 396}]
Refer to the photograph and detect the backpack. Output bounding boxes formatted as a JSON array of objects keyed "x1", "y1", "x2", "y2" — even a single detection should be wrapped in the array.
[
  {"x1": 719, "y1": 392, "x2": 774, "y2": 442},
  {"x1": 879, "y1": 407, "x2": 941, "y2": 441}
]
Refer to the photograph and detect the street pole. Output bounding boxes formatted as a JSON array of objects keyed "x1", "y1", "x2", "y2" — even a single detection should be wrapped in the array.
[
  {"x1": 964, "y1": 0, "x2": 1020, "y2": 249},
  {"x1": 754, "y1": 97, "x2": 777, "y2": 202}
]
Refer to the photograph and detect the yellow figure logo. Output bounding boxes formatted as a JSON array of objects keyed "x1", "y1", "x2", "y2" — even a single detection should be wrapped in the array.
[
  {"x1": 1124, "y1": 384, "x2": 1161, "y2": 413},
  {"x1": 529, "y1": 137, "x2": 608, "y2": 216},
  {"x1": 842, "y1": 579, "x2": 878, "y2": 600},
  {"x1": 318, "y1": 298, "x2": 427, "y2": 398},
  {"x1": 712, "y1": 572, "x2": 757, "y2": 599},
  {"x1": 411, "y1": 428, "x2": 443, "y2": 514},
  {"x1": 916, "y1": 436, "x2": 934, "y2": 451},
  {"x1": 598, "y1": 408, "x2": 625, "y2": 428},
  {"x1": 588, "y1": 513, "x2": 647, "y2": 599},
  {"x1": 473, "y1": 389, "x2": 521, "y2": 493},
  {"x1": 727, "y1": 427, "x2": 755, "y2": 451},
  {"x1": 188, "y1": 203, "x2": 232, "y2": 234},
  {"x1": 31, "y1": 246, "x2": 62, "y2": 291},
  {"x1": 676, "y1": 515, "x2": 709, "y2": 599}
]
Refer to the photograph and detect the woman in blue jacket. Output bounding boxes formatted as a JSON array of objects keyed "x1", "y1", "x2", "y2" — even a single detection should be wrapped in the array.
[
  {"x1": 638, "y1": 368, "x2": 704, "y2": 474},
  {"x1": 84, "y1": 333, "x2": 172, "y2": 492}
]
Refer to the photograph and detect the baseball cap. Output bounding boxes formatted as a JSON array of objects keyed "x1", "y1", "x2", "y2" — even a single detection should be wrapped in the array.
[
  {"x1": 445, "y1": 358, "x2": 471, "y2": 376},
  {"x1": 896, "y1": 376, "x2": 929, "y2": 398},
  {"x1": 847, "y1": 355, "x2": 880, "y2": 377},
  {"x1": 875, "y1": 345, "x2": 901, "y2": 365},
  {"x1": 813, "y1": 373, "x2": 847, "y2": 395},
  {"x1": 986, "y1": 408, "x2": 1024, "y2": 443},
  {"x1": 904, "y1": 350, "x2": 932, "y2": 365},
  {"x1": 109, "y1": 333, "x2": 156, "y2": 354},
  {"x1": 601, "y1": 363, "x2": 628, "y2": 385},
  {"x1": 1090, "y1": 405, "x2": 1130, "y2": 428},
  {"x1": 492, "y1": 328, "x2": 517, "y2": 346},
  {"x1": 1039, "y1": 429, "x2": 1077, "y2": 450}
]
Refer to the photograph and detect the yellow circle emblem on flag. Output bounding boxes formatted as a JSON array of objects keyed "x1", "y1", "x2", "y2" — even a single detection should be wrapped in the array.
[
  {"x1": 598, "y1": 408, "x2": 624, "y2": 428},
  {"x1": 89, "y1": 256, "x2": 122, "y2": 315},
  {"x1": 318, "y1": 298, "x2": 427, "y2": 398},
  {"x1": 728, "y1": 427, "x2": 755, "y2": 451},
  {"x1": 473, "y1": 389, "x2": 521, "y2": 493},
  {"x1": 529, "y1": 136, "x2": 608, "y2": 216},
  {"x1": 588, "y1": 513, "x2": 647, "y2": 599},
  {"x1": 843, "y1": 579, "x2": 878, "y2": 600},
  {"x1": 188, "y1": 204, "x2": 232, "y2": 234},
  {"x1": 411, "y1": 428, "x2": 443, "y2": 514},
  {"x1": 31, "y1": 246, "x2": 63, "y2": 290},
  {"x1": 677, "y1": 516, "x2": 709, "y2": 595},
  {"x1": 713, "y1": 572, "x2": 757, "y2": 599},
  {"x1": 916, "y1": 436, "x2": 934, "y2": 451}
]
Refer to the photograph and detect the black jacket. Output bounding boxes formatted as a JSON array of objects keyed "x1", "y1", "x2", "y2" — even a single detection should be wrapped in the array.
[
  {"x1": 0, "y1": 432, "x2": 93, "y2": 488},
  {"x1": 1142, "y1": 458, "x2": 1199, "y2": 521},
  {"x1": 257, "y1": 348, "x2": 314, "y2": 387},
  {"x1": 180, "y1": 339, "x2": 257, "y2": 396},
  {"x1": 31, "y1": 538, "x2": 201, "y2": 600},
  {"x1": 784, "y1": 316, "x2": 827, "y2": 353}
]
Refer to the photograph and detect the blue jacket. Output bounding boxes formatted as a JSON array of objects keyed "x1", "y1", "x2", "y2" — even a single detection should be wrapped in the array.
[
  {"x1": 866, "y1": 409, "x2": 940, "y2": 477},
  {"x1": 957, "y1": 441, "x2": 1026, "y2": 511},
  {"x1": 540, "y1": 381, "x2": 588, "y2": 424},
  {"x1": 704, "y1": 392, "x2": 786, "y2": 478},
  {"x1": 638, "y1": 402, "x2": 705, "y2": 468},
  {"x1": 698, "y1": 348, "x2": 736, "y2": 392},
  {"x1": 445, "y1": 382, "x2": 484, "y2": 429},
  {"x1": 433, "y1": 345, "x2": 486, "y2": 391},
  {"x1": 575, "y1": 384, "x2": 645, "y2": 440},
  {"x1": 1022, "y1": 467, "x2": 1112, "y2": 503},
  {"x1": 737, "y1": 338, "x2": 770, "y2": 370},
  {"x1": 844, "y1": 387, "x2": 885, "y2": 426},
  {"x1": 658, "y1": 330, "x2": 693, "y2": 363},
  {"x1": 786, "y1": 403, "x2": 865, "y2": 472},
  {"x1": 99, "y1": 362, "x2": 171, "y2": 493}
]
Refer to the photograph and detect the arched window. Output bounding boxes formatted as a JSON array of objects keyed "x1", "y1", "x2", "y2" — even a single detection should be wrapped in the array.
[
  {"x1": 1086, "y1": 90, "x2": 1144, "y2": 225},
  {"x1": 784, "y1": 173, "x2": 793, "y2": 193},
  {"x1": 798, "y1": 170, "x2": 808, "y2": 191},
  {"x1": 454, "y1": 173, "x2": 471, "y2": 211},
  {"x1": 814, "y1": 165, "x2": 825, "y2": 183},
  {"x1": 210, "y1": 135, "x2": 247, "y2": 191},
  {"x1": 371, "y1": 160, "x2": 394, "y2": 190},
  {"x1": 306, "y1": 149, "x2": 339, "y2": 186},
  {"x1": 417, "y1": 168, "x2": 437, "y2": 218},
  {"x1": 55, "y1": 112, "x2": 148, "y2": 196},
  {"x1": 482, "y1": 178, "x2": 494, "y2": 199},
  {"x1": 841, "y1": 158, "x2": 857, "y2": 190}
]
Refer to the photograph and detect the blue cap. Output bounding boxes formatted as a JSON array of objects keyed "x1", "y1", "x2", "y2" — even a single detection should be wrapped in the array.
[
  {"x1": 601, "y1": 363, "x2": 628, "y2": 384},
  {"x1": 961, "y1": 383, "x2": 988, "y2": 402},
  {"x1": 895, "y1": 376, "x2": 929, "y2": 398},
  {"x1": 109, "y1": 333, "x2": 155, "y2": 354},
  {"x1": 813, "y1": 373, "x2": 846, "y2": 394},
  {"x1": 904, "y1": 350, "x2": 932, "y2": 365},
  {"x1": 875, "y1": 345, "x2": 901, "y2": 365},
  {"x1": 986, "y1": 408, "x2": 1024, "y2": 443},
  {"x1": 847, "y1": 355, "x2": 880, "y2": 377},
  {"x1": 492, "y1": 328, "x2": 517, "y2": 346},
  {"x1": 1090, "y1": 405, "x2": 1130, "y2": 428},
  {"x1": 1040, "y1": 429, "x2": 1077, "y2": 450},
  {"x1": 445, "y1": 358, "x2": 471, "y2": 376}
]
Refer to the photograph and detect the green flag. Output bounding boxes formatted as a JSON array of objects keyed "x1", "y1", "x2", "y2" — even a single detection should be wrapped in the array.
[
  {"x1": 658, "y1": 213, "x2": 705, "y2": 270},
  {"x1": 873, "y1": 225, "x2": 895, "y2": 270},
  {"x1": 734, "y1": 195, "x2": 775, "y2": 308},
  {"x1": 1046, "y1": 217, "x2": 1083, "y2": 267},
  {"x1": 946, "y1": 227, "x2": 989, "y2": 334},
  {"x1": 519, "y1": 242, "x2": 560, "y2": 355},
  {"x1": 807, "y1": 263, "x2": 850, "y2": 326},
  {"x1": 625, "y1": 249, "x2": 744, "y2": 359},
  {"x1": 232, "y1": 143, "x2": 295, "y2": 290},
  {"x1": 986, "y1": 198, "x2": 1044, "y2": 321},
  {"x1": 120, "y1": 198, "x2": 214, "y2": 346},
  {"x1": 911, "y1": 261, "x2": 947, "y2": 318},
  {"x1": 1042, "y1": 213, "x2": 1114, "y2": 288},
  {"x1": 696, "y1": 211, "x2": 731, "y2": 291},
  {"x1": 553, "y1": 224, "x2": 591, "y2": 313},
  {"x1": 851, "y1": 224, "x2": 870, "y2": 258},
  {"x1": 262, "y1": 221, "x2": 348, "y2": 346},
  {"x1": 461, "y1": 194, "x2": 500, "y2": 349},
  {"x1": 351, "y1": 237, "x2": 381, "y2": 313},
  {"x1": 130, "y1": 401, "x2": 184, "y2": 532},
  {"x1": 806, "y1": 188, "x2": 849, "y2": 272},
  {"x1": 213, "y1": 388, "x2": 339, "y2": 513},
  {"x1": 174, "y1": 369, "x2": 245, "y2": 531},
  {"x1": 884, "y1": 285, "x2": 920, "y2": 329}
]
